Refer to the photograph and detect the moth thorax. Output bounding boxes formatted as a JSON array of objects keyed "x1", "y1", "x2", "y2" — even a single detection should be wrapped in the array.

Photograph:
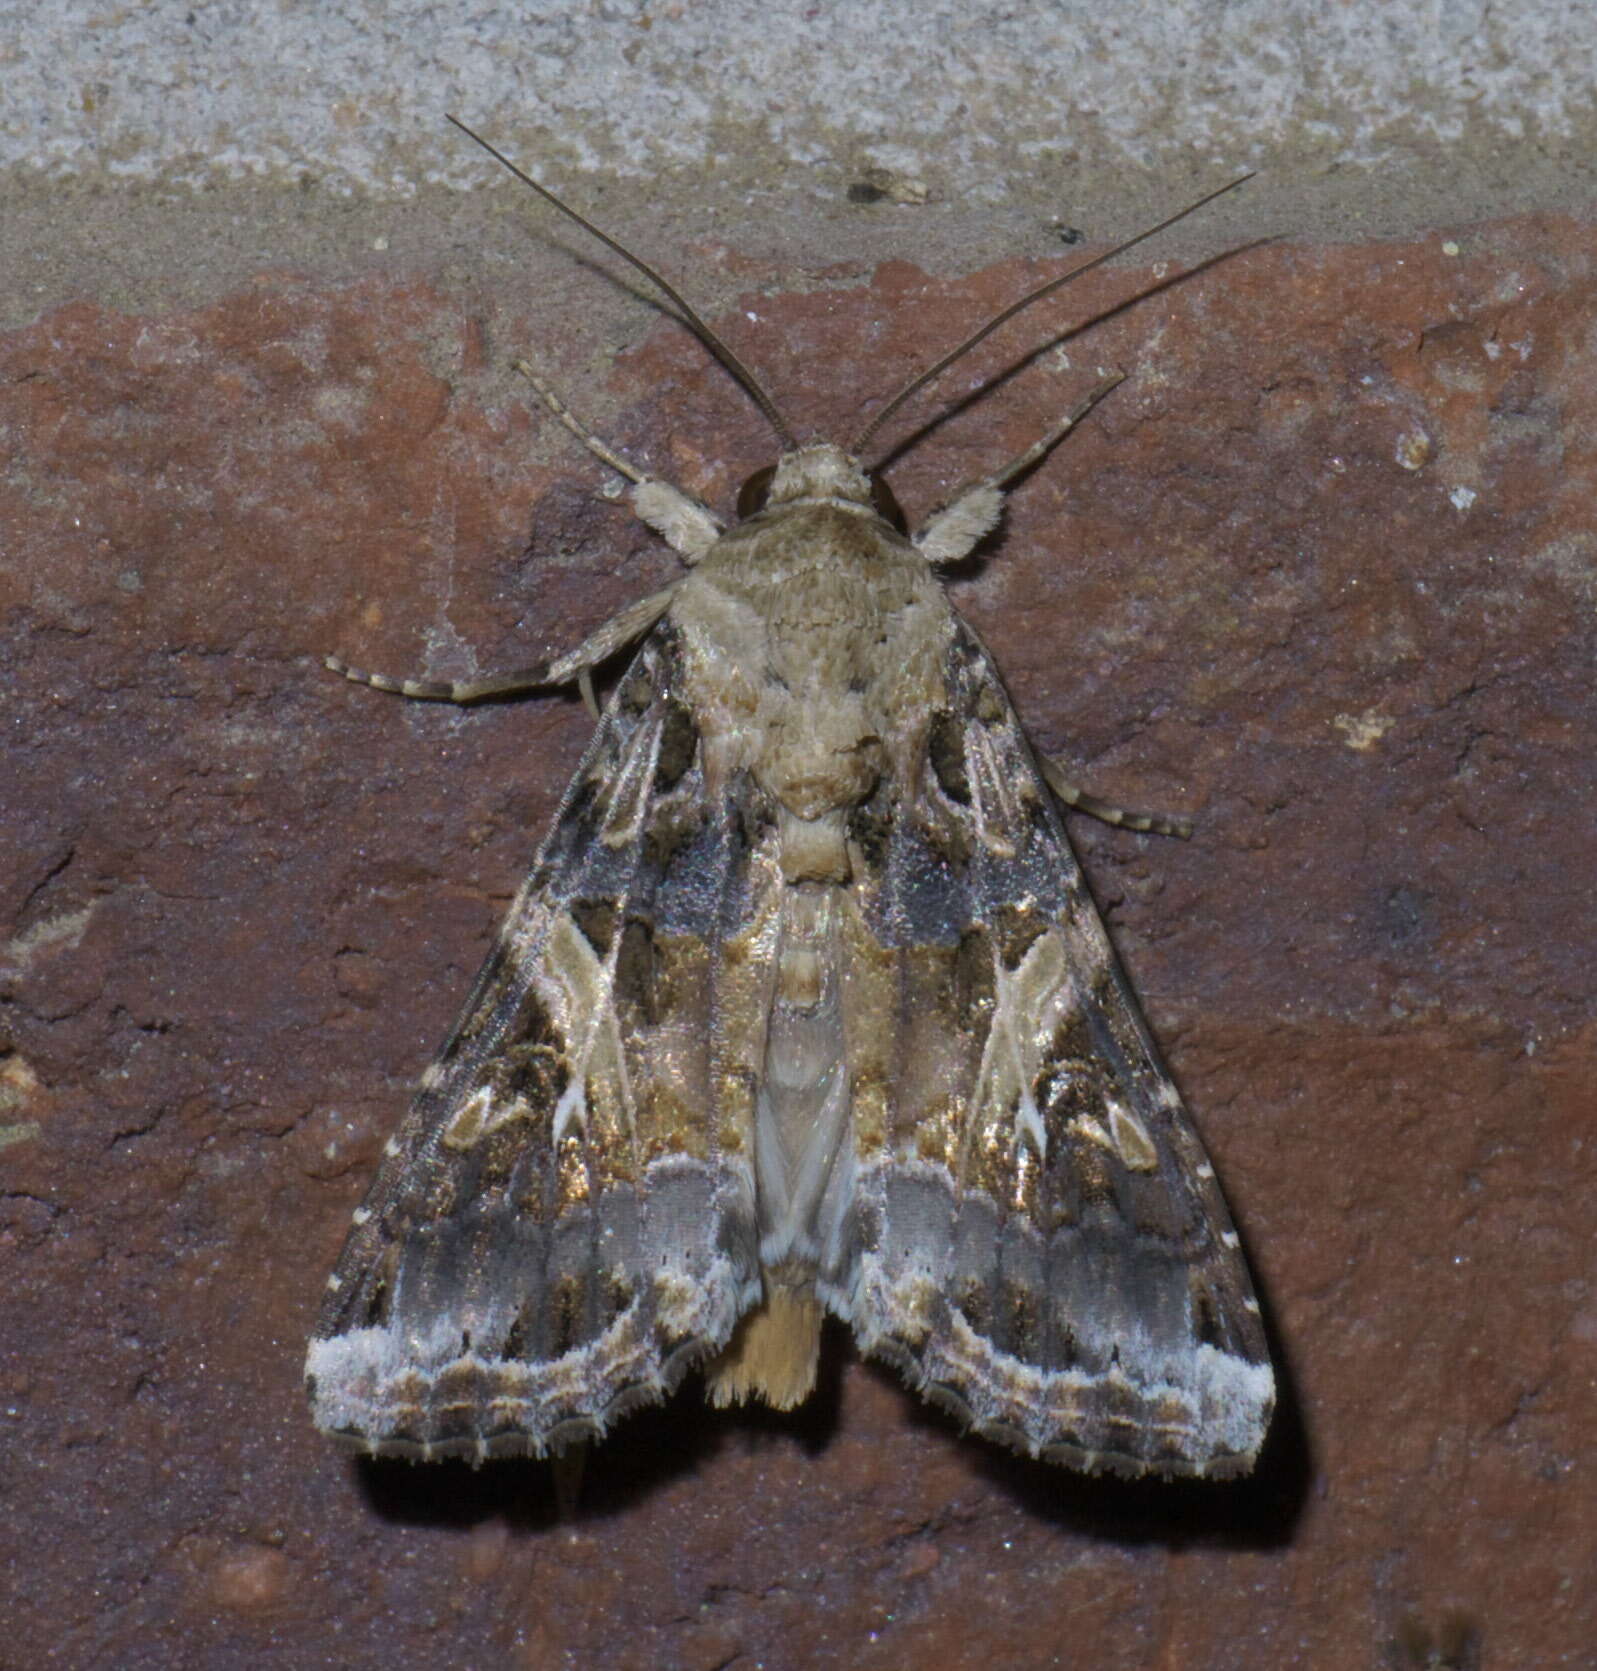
[{"x1": 768, "y1": 443, "x2": 872, "y2": 507}]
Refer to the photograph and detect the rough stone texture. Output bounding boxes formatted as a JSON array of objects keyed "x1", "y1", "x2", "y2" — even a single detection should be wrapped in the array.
[
  {"x1": 2, "y1": 198, "x2": 1594, "y2": 1669},
  {"x1": 8, "y1": 0, "x2": 1597, "y2": 223}
]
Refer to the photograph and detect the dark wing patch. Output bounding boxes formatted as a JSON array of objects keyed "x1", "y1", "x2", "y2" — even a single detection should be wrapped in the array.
[
  {"x1": 306, "y1": 626, "x2": 766, "y2": 1460},
  {"x1": 836, "y1": 621, "x2": 1273, "y2": 1478}
]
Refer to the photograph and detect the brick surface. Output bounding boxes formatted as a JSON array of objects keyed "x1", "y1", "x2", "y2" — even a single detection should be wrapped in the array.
[{"x1": 2, "y1": 211, "x2": 1593, "y2": 1668}]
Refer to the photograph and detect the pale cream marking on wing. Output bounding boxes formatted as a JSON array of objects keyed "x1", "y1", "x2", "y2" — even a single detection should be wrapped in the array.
[
  {"x1": 1071, "y1": 1113, "x2": 1115, "y2": 1151},
  {"x1": 551, "y1": 1079, "x2": 589, "y2": 1148},
  {"x1": 1221, "y1": 1230, "x2": 1240, "y2": 1249},
  {"x1": 441, "y1": 1084, "x2": 496, "y2": 1151},
  {"x1": 1012, "y1": 1083, "x2": 1048, "y2": 1161},
  {"x1": 382, "y1": 1136, "x2": 402, "y2": 1159},
  {"x1": 421, "y1": 893, "x2": 643, "y2": 1156},
  {"x1": 419, "y1": 1060, "x2": 445, "y2": 1091},
  {"x1": 1107, "y1": 1099, "x2": 1159, "y2": 1172},
  {"x1": 963, "y1": 724, "x2": 1020, "y2": 858},
  {"x1": 598, "y1": 709, "x2": 665, "y2": 849},
  {"x1": 538, "y1": 911, "x2": 637, "y2": 1150},
  {"x1": 969, "y1": 930, "x2": 1077, "y2": 1164},
  {"x1": 1196, "y1": 1161, "x2": 1216, "y2": 1180},
  {"x1": 444, "y1": 1082, "x2": 545, "y2": 1150},
  {"x1": 351, "y1": 1206, "x2": 372, "y2": 1226},
  {"x1": 1156, "y1": 1081, "x2": 1184, "y2": 1112}
]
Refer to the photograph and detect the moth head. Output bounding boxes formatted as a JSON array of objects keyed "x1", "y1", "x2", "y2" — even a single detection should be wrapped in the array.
[{"x1": 737, "y1": 443, "x2": 906, "y2": 531}]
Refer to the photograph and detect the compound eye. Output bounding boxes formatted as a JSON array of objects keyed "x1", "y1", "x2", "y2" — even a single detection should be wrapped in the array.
[
  {"x1": 869, "y1": 473, "x2": 907, "y2": 533},
  {"x1": 737, "y1": 465, "x2": 777, "y2": 519}
]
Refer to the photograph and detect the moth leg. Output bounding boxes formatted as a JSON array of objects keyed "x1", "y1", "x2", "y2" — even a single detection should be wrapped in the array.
[
  {"x1": 1039, "y1": 753, "x2": 1194, "y2": 838},
  {"x1": 323, "y1": 654, "x2": 555, "y2": 704},
  {"x1": 914, "y1": 372, "x2": 1127, "y2": 565},
  {"x1": 325, "y1": 583, "x2": 680, "y2": 721},
  {"x1": 514, "y1": 358, "x2": 723, "y2": 562}
]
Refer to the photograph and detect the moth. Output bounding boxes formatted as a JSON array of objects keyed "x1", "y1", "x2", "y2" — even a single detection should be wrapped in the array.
[{"x1": 305, "y1": 119, "x2": 1274, "y2": 1479}]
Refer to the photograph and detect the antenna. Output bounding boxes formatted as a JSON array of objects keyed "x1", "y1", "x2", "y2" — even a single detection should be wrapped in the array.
[
  {"x1": 447, "y1": 114, "x2": 797, "y2": 450},
  {"x1": 853, "y1": 173, "x2": 1254, "y2": 456}
]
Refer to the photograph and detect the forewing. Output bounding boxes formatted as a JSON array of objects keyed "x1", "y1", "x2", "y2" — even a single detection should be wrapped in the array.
[
  {"x1": 838, "y1": 622, "x2": 1273, "y2": 1477},
  {"x1": 306, "y1": 625, "x2": 766, "y2": 1459}
]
